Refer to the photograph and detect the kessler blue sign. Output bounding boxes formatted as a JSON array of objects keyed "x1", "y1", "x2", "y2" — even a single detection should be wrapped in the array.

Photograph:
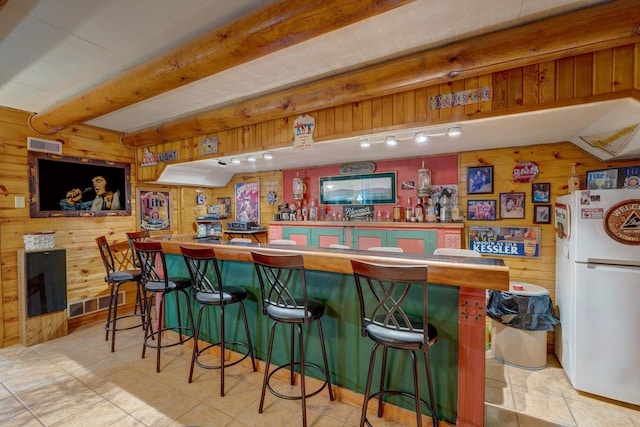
[{"x1": 469, "y1": 226, "x2": 540, "y2": 258}]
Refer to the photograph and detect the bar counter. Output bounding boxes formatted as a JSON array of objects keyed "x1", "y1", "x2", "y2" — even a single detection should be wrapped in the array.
[{"x1": 156, "y1": 235, "x2": 509, "y2": 426}]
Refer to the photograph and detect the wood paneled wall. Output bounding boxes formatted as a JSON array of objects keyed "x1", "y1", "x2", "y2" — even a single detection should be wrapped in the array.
[
  {"x1": 135, "y1": 43, "x2": 640, "y2": 178},
  {"x1": 0, "y1": 107, "x2": 137, "y2": 347},
  {"x1": 179, "y1": 171, "x2": 284, "y2": 235},
  {"x1": 460, "y1": 142, "x2": 638, "y2": 291},
  {"x1": 1, "y1": 42, "x2": 639, "y2": 348}
]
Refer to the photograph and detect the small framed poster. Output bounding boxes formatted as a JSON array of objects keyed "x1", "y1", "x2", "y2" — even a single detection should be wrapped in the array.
[
  {"x1": 467, "y1": 199, "x2": 497, "y2": 220},
  {"x1": 500, "y1": 192, "x2": 525, "y2": 219},
  {"x1": 534, "y1": 204, "x2": 552, "y2": 224},
  {"x1": 531, "y1": 182, "x2": 550, "y2": 203},
  {"x1": 138, "y1": 188, "x2": 172, "y2": 232},
  {"x1": 467, "y1": 166, "x2": 494, "y2": 194}
]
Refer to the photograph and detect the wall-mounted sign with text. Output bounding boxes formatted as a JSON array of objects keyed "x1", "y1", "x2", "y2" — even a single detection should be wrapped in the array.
[
  {"x1": 469, "y1": 226, "x2": 540, "y2": 258},
  {"x1": 140, "y1": 147, "x2": 178, "y2": 167},
  {"x1": 293, "y1": 114, "x2": 315, "y2": 149},
  {"x1": 343, "y1": 204, "x2": 374, "y2": 221}
]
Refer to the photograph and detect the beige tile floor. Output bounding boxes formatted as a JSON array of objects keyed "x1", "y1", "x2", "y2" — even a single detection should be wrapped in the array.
[{"x1": 0, "y1": 320, "x2": 638, "y2": 426}]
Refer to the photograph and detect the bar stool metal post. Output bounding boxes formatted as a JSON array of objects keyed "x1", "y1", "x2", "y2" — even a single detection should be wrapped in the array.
[
  {"x1": 180, "y1": 246, "x2": 257, "y2": 395},
  {"x1": 133, "y1": 240, "x2": 194, "y2": 372},
  {"x1": 96, "y1": 236, "x2": 145, "y2": 353},
  {"x1": 251, "y1": 251, "x2": 334, "y2": 427},
  {"x1": 126, "y1": 230, "x2": 151, "y2": 319},
  {"x1": 351, "y1": 260, "x2": 439, "y2": 427}
]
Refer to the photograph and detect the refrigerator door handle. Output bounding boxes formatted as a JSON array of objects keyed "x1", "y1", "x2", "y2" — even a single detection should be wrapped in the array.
[{"x1": 587, "y1": 258, "x2": 640, "y2": 269}]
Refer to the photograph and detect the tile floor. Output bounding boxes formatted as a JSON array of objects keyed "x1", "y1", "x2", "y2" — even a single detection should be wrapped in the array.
[{"x1": 0, "y1": 320, "x2": 638, "y2": 426}]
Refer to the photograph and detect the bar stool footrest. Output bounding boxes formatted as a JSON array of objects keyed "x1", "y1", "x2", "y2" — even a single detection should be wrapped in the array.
[
  {"x1": 144, "y1": 326, "x2": 193, "y2": 349},
  {"x1": 194, "y1": 340, "x2": 254, "y2": 370},
  {"x1": 105, "y1": 313, "x2": 146, "y2": 333},
  {"x1": 364, "y1": 389, "x2": 437, "y2": 425},
  {"x1": 266, "y1": 361, "x2": 331, "y2": 401}
]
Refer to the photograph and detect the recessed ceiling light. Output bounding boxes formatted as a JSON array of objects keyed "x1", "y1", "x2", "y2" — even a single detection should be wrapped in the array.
[
  {"x1": 385, "y1": 136, "x2": 398, "y2": 146},
  {"x1": 231, "y1": 158, "x2": 241, "y2": 164},
  {"x1": 263, "y1": 152, "x2": 273, "y2": 159},
  {"x1": 359, "y1": 138, "x2": 371, "y2": 148},
  {"x1": 447, "y1": 126, "x2": 462, "y2": 137},
  {"x1": 246, "y1": 155, "x2": 256, "y2": 162},
  {"x1": 414, "y1": 131, "x2": 428, "y2": 143}
]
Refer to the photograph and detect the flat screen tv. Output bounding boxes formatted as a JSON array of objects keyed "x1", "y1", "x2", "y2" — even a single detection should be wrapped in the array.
[{"x1": 28, "y1": 152, "x2": 132, "y2": 218}]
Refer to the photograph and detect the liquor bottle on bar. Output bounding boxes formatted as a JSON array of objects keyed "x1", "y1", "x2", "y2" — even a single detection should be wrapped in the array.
[
  {"x1": 405, "y1": 197, "x2": 413, "y2": 222},
  {"x1": 393, "y1": 198, "x2": 403, "y2": 222},
  {"x1": 450, "y1": 197, "x2": 461, "y2": 222},
  {"x1": 434, "y1": 196, "x2": 441, "y2": 222},
  {"x1": 309, "y1": 199, "x2": 317, "y2": 221},
  {"x1": 440, "y1": 193, "x2": 450, "y2": 223},
  {"x1": 426, "y1": 197, "x2": 437, "y2": 223},
  {"x1": 301, "y1": 199, "x2": 309, "y2": 221},
  {"x1": 414, "y1": 197, "x2": 425, "y2": 222}
]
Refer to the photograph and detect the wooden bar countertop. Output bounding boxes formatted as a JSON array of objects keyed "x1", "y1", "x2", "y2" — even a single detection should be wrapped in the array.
[{"x1": 156, "y1": 234, "x2": 509, "y2": 291}]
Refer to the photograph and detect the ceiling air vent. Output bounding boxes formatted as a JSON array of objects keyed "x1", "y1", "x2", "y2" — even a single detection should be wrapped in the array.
[{"x1": 27, "y1": 137, "x2": 62, "y2": 154}]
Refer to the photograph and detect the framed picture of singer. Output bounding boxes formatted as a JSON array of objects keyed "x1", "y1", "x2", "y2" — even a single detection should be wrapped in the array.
[{"x1": 28, "y1": 152, "x2": 131, "y2": 218}]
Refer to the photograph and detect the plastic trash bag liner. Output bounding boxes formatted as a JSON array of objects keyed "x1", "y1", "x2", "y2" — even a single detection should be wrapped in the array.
[{"x1": 487, "y1": 290, "x2": 558, "y2": 331}]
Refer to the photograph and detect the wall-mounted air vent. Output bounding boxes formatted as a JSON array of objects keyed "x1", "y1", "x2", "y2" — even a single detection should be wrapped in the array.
[{"x1": 27, "y1": 137, "x2": 62, "y2": 154}]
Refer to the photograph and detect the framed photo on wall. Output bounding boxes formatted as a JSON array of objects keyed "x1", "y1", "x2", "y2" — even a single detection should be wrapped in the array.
[
  {"x1": 534, "y1": 204, "x2": 552, "y2": 224},
  {"x1": 531, "y1": 182, "x2": 550, "y2": 203},
  {"x1": 466, "y1": 199, "x2": 497, "y2": 220},
  {"x1": 467, "y1": 166, "x2": 494, "y2": 194},
  {"x1": 500, "y1": 192, "x2": 525, "y2": 219}
]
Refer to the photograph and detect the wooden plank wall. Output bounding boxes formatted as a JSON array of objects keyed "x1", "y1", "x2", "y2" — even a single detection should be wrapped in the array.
[
  {"x1": 135, "y1": 43, "x2": 640, "y2": 180},
  {"x1": 1, "y1": 43, "x2": 639, "y2": 348},
  {"x1": 178, "y1": 170, "x2": 284, "y2": 236},
  {"x1": 0, "y1": 107, "x2": 137, "y2": 346}
]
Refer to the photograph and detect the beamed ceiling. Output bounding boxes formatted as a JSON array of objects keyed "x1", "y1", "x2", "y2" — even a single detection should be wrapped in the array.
[{"x1": 2, "y1": 0, "x2": 640, "y2": 186}]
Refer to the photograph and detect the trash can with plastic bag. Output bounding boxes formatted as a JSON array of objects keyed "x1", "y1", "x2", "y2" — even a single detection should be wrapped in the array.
[{"x1": 487, "y1": 282, "x2": 558, "y2": 369}]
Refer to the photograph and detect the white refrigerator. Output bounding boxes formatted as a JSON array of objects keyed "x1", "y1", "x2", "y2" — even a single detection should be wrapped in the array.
[{"x1": 555, "y1": 189, "x2": 640, "y2": 405}]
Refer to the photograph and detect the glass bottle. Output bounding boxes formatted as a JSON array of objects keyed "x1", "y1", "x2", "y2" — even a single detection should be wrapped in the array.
[
  {"x1": 568, "y1": 163, "x2": 580, "y2": 193},
  {"x1": 393, "y1": 198, "x2": 403, "y2": 222},
  {"x1": 309, "y1": 199, "x2": 317, "y2": 221},
  {"x1": 301, "y1": 199, "x2": 308, "y2": 221},
  {"x1": 426, "y1": 197, "x2": 437, "y2": 223},
  {"x1": 414, "y1": 197, "x2": 425, "y2": 222},
  {"x1": 405, "y1": 196, "x2": 413, "y2": 222},
  {"x1": 450, "y1": 197, "x2": 461, "y2": 222},
  {"x1": 439, "y1": 193, "x2": 450, "y2": 223},
  {"x1": 434, "y1": 196, "x2": 441, "y2": 222}
]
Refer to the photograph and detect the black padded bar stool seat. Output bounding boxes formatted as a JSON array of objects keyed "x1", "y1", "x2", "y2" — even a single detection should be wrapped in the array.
[{"x1": 181, "y1": 245, "x2": 256, "y2": 396}]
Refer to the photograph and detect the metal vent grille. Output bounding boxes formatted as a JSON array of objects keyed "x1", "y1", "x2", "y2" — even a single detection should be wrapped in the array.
[{"x1": 27, "y1": 137, "x2": 62, "y2": 154}]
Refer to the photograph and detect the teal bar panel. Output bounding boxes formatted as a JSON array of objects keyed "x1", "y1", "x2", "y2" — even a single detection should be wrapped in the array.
[{"x1": 164, "y1": 254, "x2": 459, "y2": 423}]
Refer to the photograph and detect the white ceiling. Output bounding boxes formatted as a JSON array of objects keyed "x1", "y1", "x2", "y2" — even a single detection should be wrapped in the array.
[{"x1": 2, "y1": 0, "x2": 639, "y2": 187}]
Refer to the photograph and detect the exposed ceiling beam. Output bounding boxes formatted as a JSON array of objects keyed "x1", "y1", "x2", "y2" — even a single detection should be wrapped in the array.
[
  {"x1": 28, "y1": 0, "x2": 413, "y2": 135},
  {"x1": 121, "y1": 0, "x2": 640, "y2": 148}
]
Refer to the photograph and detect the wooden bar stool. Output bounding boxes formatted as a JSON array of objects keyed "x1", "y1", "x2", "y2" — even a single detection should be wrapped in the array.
[
  {"x1": 251, "y1": 251, "x2": 334, "y2": 427},
  {"x1": 180, "y1": 246, "x2": 256, "y2": 396},
  {"x1": 132, "y1": 240, "x2": 194, "y2": 372},
  {"x1": 351, "y1": 260, "x2": 439, "y2": 427},
  {"x1": 96, "y1": 236, "x2": 146, "y2": 353}
]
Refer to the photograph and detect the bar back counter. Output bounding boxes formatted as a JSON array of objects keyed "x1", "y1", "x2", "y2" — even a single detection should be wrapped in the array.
[{"x1": 154, "y1": 235, "x2": 509, "y2": 426}]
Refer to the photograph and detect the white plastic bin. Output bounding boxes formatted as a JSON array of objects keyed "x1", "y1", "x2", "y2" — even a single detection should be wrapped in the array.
[{"x1": 490, "y1": 282, "x2": 550, "y2": 370}]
